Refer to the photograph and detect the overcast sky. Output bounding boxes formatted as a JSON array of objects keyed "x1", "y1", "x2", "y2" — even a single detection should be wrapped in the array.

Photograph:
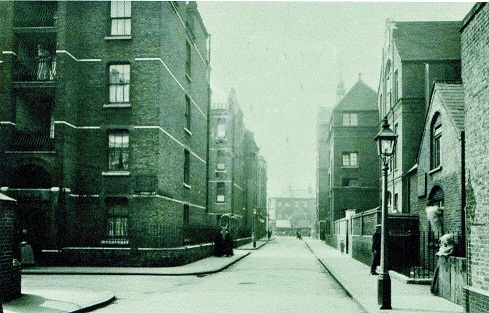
[{"x1": 197, "y1": 1, "x2": 474, "y2": 198}]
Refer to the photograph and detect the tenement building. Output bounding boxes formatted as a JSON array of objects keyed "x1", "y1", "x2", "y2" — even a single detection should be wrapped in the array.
[
  {"x1": 325, "y1": 75, "x2": 379, "y2": 246},
  {"x1": 461, "y1": 3, "x2": 489, "y2": 312},
  {"x1": 0, "y1": 1, "x2": 213, "y2": 266}
]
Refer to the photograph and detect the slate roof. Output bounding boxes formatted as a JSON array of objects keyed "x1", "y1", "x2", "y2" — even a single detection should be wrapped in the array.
[
  {"x1": 334, "y1": 79, "x2": 377, "y2": 112},
  {"x1": 392, "y1": 21, "x2": 462, "y2": 61},
  {"x1": 432, "y1": 82, "x2": 465, "y2": 131}
]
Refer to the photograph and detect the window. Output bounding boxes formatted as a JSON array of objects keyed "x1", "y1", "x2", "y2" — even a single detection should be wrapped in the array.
[
  {"x1": 184, "y1": 149, "x2": 190, "y2": 186},
  {"x1": 342, "y1": 152, "x2": 358, "y2": 167},
  {"x1": 393, "y1": 123, "x2": 398, "y2": 170},
  {"x1": 106, "y1": 198, "x2": 128, "y2": 242},
  {"x1": 431, "y1": 114, "x2": 442, "y2": 169},
  {"x1": 342, "y1": 178, "x2": 358, "y2": 187},
  {"x1": 216, "y1": 150, "x2": 226, "y2": 171},
  {"x1": 110, "y1": 1, "x2": 131, "y2": 36},
  {"x1": 216, "y1": 182, "x2": 225, "y2": 202},
  {"x1": 109, "y1": 64, "x2": 130, "y2": 103},
  {"x1": 186, "y1": 41, "x2": 191, "y2": 79},
  {"x1": 393, "y1": 70, "x2": 399, "y2": 104},
  {"x1": 342, "y1": 113, "x2": 358, "y2": 126},
  {"x1": 108, "y1": 131, "x2": 129, "y2": 170},
  {"x1": 183, "y1": 204, "x2": 189, "y2": 225},
  {"x1": 217, "y1": 119, "x2": 226, "y2": 138},
  {"x1": 185, "y1": 95, "x2": 191, "y2": 132}
]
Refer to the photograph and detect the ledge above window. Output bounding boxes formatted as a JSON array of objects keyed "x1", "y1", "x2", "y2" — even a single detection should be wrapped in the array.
[
  {"x1": 184, "y1": 128, "x2": 192, "y2": 136},
  {"x1": 105, "y1": 35, "x2": 132, "y2": 41},
  {"x1": 185, "y1": 74, "x2": 192, "y2": 83},
  {"x1": 104, "y1": 103, "x2": 131, "y2": 109},
  {"x1": 102, "y1": 171, "x2": 130, "y2": 177},
  {"x1": 183, "y1": 183, "x2": 191, "y2": 189},
  {"x1": 429, "y1": 166, "x2": 442, "y2": 175}
]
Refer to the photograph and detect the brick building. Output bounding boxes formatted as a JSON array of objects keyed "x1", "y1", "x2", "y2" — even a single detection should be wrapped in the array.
[
  {"x1": 0, "y1": 1, "x2": 214, "y2": 266},
  {"x1": 324, "y1": 75, "x2": 380, "y2": 245},
  {"x1": 407, "y1": 82, "x2": 465, "y2": 237},
  {"x1": 269, "y1": 196, "x2": 315, "y2": 237},
  {"x1": 316, "y1": 105, "x2": 333, "y2": 239},
  {"x1": 208, "y1": 89, "x2": 267, "y2": 240},
  {"x1": 378, "y1": 20, "x2": 462, "y2": 214},
  {"x1": 461, "y1": 3, "x2": 489, "y2": 312}
]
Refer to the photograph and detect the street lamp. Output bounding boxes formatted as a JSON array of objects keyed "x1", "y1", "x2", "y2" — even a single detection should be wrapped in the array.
[{"x1": 374, "y1": 117, "x2": 397, "y2": 310}]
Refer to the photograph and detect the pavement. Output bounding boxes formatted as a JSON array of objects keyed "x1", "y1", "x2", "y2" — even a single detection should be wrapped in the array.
[
  {"x1": 5, "y1": 238, "x2": 464, "y2": 313},
  {"x1": 5, "y1": 240, "x2": 265, "y2": 313},
  {"x1": 303, "y1": 238, "x2": 464, "y2": 313}
]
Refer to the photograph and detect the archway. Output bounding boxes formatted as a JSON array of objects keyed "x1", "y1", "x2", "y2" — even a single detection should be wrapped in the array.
[{"x1": 9, "y1": 164, "x2": 52, "y2": 188}]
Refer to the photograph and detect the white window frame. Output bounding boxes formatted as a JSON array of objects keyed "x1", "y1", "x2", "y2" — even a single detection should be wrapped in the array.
[
  {"x1": 110, "y1": 1, "x2": 131, "y2": 36},
  {"x1": 109, "y1": 64, "x2": 130, "y2": 104}
]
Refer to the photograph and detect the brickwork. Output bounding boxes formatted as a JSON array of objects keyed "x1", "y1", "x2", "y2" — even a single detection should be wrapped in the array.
[
  {"x1": 462, "y1": 3, "x2": 489, "y2": 312},
  {"x1": 0, "y1": 1, "x2": 214, "y2": 266},
  {"x1": 0, "y1": 195, "x2": 21, "y2": 302}
]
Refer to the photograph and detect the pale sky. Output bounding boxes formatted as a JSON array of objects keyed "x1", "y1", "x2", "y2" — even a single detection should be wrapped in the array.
[{"x1": 198, "y1": 1, "x2": 474, "y2": 197}]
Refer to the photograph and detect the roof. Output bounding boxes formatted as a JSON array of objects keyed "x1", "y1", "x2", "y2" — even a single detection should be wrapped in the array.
[
  {"x1": 275, "y1": 220, "x2": 292, "y2": 228},
  {"x1": 392, "y1": 21, "x2": 462, "y2": 61},
  {"x1": 432, "y1": 82, "x2": 465, "y2": 131},
  {"x1": 334, "y1": 78, "x2": 377, "y2": 111}
]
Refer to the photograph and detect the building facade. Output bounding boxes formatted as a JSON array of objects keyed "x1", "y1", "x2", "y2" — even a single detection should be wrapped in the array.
[
  {"x1": 0, "y1": 1, "x2": 213, "y2": 266},
  {"x1": 378, "y1": 20, "x2": 462, "y2": 214},
  {"x1": 269, "y1": 196, "x2": 315, "y2": 237},
  {"x1": 208, "y1": 89, "x2": 267, "y2": 240},
  {"x1": 316, "y1": 105, "x2": 333, "y2": 239},
  {"x1": 461, "y1": 3, "x2": 489, "y2": 312},
  {"x1": 326, "y1": 76, "x2": 380, "y2": 238}
]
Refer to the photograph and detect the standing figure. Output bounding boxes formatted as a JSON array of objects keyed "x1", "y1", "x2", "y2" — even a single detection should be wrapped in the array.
[{"x1": 371, "y1": 225, "x2": 381, "y2": 275}]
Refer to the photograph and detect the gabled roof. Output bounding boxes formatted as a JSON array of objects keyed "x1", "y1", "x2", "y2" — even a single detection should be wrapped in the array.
[
  {"x1": 334, "y1": 78, "x2": 377, "y2": 112},
  {"x1": 392, "y1": 21, "x2": 462, "y2": 61},
  {"x1": 432, "y1": 82, "x2": 465, "y2": 131}
]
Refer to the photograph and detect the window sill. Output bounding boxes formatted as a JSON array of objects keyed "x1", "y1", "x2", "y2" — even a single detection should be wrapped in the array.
[
  {"x1": 183, "y1": 183, "x2": 191, "y2": 189},
  {"x1": 429, "y1": 166, "x2": 442, "y2": 175},
  {"x1": 105, "y1": 35, "x2": 132, "y2": 41},
  {"x1": 215, "y1": 169, "x2": 227, "y2": 173},
  {"x1": 102, "y1": 171, "x2": 130, "y2": 176},
  {"x1": 186, "y1": 74, "x2": 192, "y2": 83},
  {"x1": 184, "y1": 128, "x2": 192, "y2": 136},
  {"x1": 104, "y1": 103, "x2": 131, "y2": 108},
  {"x1": 341, "y1": 166, "x2": 359, "y2": 169}
]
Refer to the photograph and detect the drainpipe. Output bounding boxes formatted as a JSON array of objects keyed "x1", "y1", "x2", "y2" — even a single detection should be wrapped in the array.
[{"x1": 460, "y1": 131, "x2": 466, "y2": 258}]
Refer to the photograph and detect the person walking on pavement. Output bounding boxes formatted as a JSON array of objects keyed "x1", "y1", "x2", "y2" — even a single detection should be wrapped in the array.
[{"x1": 371, "y1": 225, "x2": 381, "y2": 275}]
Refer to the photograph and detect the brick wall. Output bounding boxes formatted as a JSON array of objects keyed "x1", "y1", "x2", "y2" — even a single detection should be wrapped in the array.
[
  {"x1": 462, "y1": 3, "x2": 489, "y2": 312},
  {"x1": 0, "y1": 195, "x2": 21, "y2": 303}
]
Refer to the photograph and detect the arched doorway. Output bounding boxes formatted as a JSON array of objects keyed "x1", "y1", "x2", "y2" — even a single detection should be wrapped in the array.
[{"x1": 9, "y1": 164, "x2": 55, "y2": 263}]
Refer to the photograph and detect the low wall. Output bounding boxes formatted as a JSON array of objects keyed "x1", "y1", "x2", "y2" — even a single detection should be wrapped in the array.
[
  {"x1": 438, "y1": 256, "x2": 466, "y2": 306},
  {"x1": 40, "y1": 237, "x2": 252, "y2": 267}
]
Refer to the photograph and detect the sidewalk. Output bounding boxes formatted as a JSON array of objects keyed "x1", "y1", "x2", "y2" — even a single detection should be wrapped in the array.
[
  {"x1": 304, "y1": 238, "x2": 464, "y2": 313},
  {"x1": 7, "y1": 241, "x2": 261, "y2": 312}
]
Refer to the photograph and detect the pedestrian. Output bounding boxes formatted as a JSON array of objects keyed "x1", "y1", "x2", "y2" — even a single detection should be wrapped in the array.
[
  {"x1": 213, "y1": 225, "x2": 225, "y2": 257},
  {"x1": 20, "y1": 229, "x2": 35, "y2": 267},
  {"x1": 223, "y1": 227, "x2": 233, "y2": 257},
  {"x1": 371, "y1": 225, "x2": 381, "y2": 275}
]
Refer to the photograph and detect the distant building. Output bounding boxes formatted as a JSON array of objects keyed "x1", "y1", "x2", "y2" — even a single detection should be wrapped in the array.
[
  {"x1": 378, "y1": 20, "x2": 462, "y2": 214},
  {"x1": 461, "y1": 3, "x2": 489, "y2": 312},
  {"x1": 268, "y1": 197, "x2": 315, "y2": 236},
  {"x1": 208, "y1": 89, "x2": 267, "y2": 240},
  {"x1": 325, "y1": 75, "x2": 380, "y2": 242},
  {"x1": 0, "y1": 1, "x2": 213, "y2": 266},
  {"x1": 316, "y1": 105, "x2": 333, "y2": 239}
]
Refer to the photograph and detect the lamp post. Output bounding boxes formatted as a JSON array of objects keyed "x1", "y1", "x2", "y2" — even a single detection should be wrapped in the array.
[
  {"x1": 252, "y1": 208, "x2": 257, "y2": 248},
  {"x1": 374, "y1": 117, "x2": 397, "y2": 310}
]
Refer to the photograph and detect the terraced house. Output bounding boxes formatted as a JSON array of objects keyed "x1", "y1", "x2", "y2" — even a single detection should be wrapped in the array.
[{"x1": 0, "y1": 1, "x2": 214, "y2": 266}]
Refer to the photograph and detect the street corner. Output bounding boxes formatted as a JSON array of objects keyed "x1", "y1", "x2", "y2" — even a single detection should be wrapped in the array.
[{"x1": 3, "y1": 288, "x2": 115, "y2": 313}]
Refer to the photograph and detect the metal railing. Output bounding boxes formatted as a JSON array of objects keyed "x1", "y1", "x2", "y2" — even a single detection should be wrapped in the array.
[
  {"x1": 13, "y1": 57, "x2": 56, "y2": 82},
  {"x1": 394, "y1": 230, "x2": 463, "y2": 279},
  {"x1": 8, "y1": 131, "x2": 54, "y2": 151}
]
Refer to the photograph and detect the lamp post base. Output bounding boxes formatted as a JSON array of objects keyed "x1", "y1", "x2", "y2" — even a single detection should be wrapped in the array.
[{"x1": 378, "y1": 273, "x2": 392, "y2": 309}]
